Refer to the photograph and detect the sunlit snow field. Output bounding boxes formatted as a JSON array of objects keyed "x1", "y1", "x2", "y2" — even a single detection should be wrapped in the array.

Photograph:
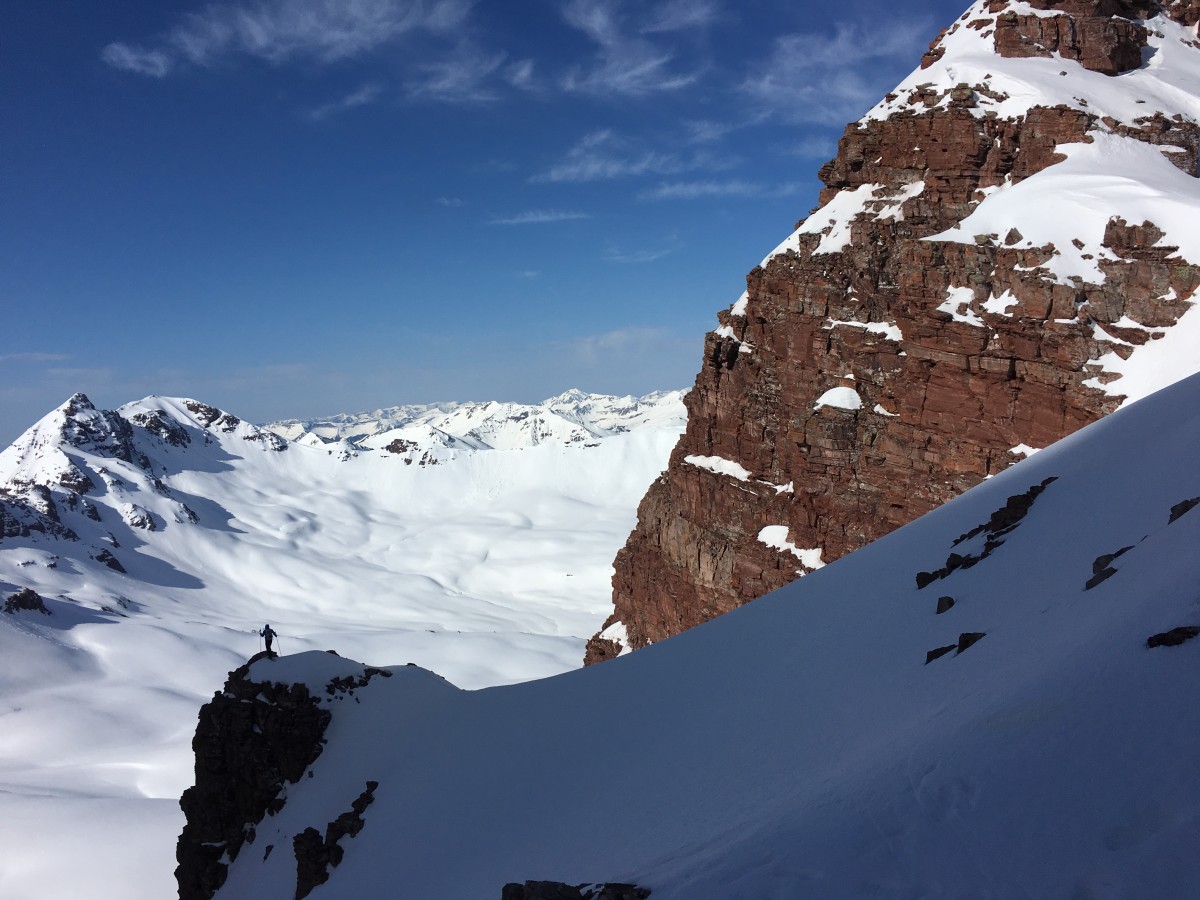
[{"x1": 0, "y1": 396, "x2": 683, "y2": 900}]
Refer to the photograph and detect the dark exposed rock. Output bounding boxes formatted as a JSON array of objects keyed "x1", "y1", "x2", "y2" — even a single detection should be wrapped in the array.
[
  {"x1": 57, "y1": 462, "x2": 95, "y2": 495},
  {"x1": 4, "y1": 587, "x2": 50, "y2": 615},
  {"x1": 175, "y1": 655, "x2": 334, "y2": 900},
  {"x1": 936, "y1": 595, "x2": 956, "y2": 614},
  {"x1": 992, "y1": 2, "x2": 1149, "y2": 76},
  {"x1": 1164, "y1": 0, "x2": 1200, "y2": 26},
  {"x1": 184, "y1": 400, "x2": 241, "y2": 433},
  {"x1": 292, "y1": 829, "x2": 327, "y2": 900},
  {"x1": 384, "y1": 437, "x2": 442, "y2": 466},
  {"x1": 0, "y1": 494, "x2": 78, "y2": 543},
  {"x1": 59, "y1": 393, "x2": 141, "y2": 466},
  {"x1": 501, "y1": 882, "x2": 651, "y2": 900},
  {"x1": 1085, "y1": 544, "x2": 1134, "y2": 589},
  {"x1": 583, "y1": 635, "x2": 624, "y2": 665},
  {"x1": 122, "y1": 504, "x2": 156, "y2": 531},
  {"x1": 243, "y1": 429, "x2": 289, "y2": 451},
  {"x1": 1168, "y1": 496, "x2": 1200, "y2": 524},
  {"x1": 293, "y1": 781, "x2": 379, "y2": 900},
  {"x1": 916, "y1": 478, "x2": 1058, "y2": 588},
  {"x1": 1146, "y1": 625, "x2": 1200, "y2": 647},
  {"x1": 957, "y1": 631, "x2": 987, "y2": 654},
  {"x1": 92, "y1": 549, "x2": 126, "y2": 573},
  {"x1": 325, "y1": 667, "x2": 393, "y2": 697},
  {"x1": 925, "y1": 644, "x2": 958, "y2": 664},
  {"x1": 954, "y1": 476, "x2": 1059, "y2": 546},
  {"x1": 128, "y1": 409, "x2": 191, "y2": 446}
]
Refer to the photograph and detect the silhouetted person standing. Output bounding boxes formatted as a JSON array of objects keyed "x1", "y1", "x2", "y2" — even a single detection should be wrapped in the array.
[{"x1": 261, "y1": 624, "x2": 277, "y2": 657}]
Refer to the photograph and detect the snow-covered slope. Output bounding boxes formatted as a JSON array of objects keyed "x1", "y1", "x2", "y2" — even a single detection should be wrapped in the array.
[
  {"x1": 0, "y1": 390, "x2": 684, "y2": 900},
  {"x1": 208, "y1": 371, "x2": 1200, "y2": 899}
]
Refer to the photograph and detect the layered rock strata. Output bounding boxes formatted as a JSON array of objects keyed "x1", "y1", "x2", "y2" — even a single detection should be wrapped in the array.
[{"x1": 588, "y1": 0, "x2": 1200, "y2": 662}]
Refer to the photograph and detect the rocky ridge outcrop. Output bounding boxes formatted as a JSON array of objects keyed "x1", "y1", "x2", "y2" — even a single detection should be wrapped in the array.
[
  {"x1": 175, "y1": 653, "x2": 396, "y2": 900},
  {"x1": 588, "y1": 0, "x2": 1200, "y2": 662},
  {"x1": 175, "y1": 653, "x2": 334, "y2": 900}
]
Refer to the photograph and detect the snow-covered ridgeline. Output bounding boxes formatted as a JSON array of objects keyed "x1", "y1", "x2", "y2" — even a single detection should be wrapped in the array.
[{"x1": 267, "y1": 388, "x2": 686, "y2": 454}]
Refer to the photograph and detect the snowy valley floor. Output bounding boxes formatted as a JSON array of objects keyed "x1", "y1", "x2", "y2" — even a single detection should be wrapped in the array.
[{"x1": 0, "y1": 395, "x2": 683, "y2": 900}]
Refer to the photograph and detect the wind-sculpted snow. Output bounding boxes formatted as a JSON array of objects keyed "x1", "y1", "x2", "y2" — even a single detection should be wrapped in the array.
[
  {"x1": 208, "y1": 372, "x2": 1200, "y2": 899},
  {"x1": 0, "y1": 390, "x2": 684, "y2": 900}
]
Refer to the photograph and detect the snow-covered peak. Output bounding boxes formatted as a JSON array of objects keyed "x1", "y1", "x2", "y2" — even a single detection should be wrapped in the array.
[
  {"x1": 0, "y1": 391, "x2": 138, "y2": 482},
  {"x1": 868, "y1": 2, "x2": 1200, "y2": 128}
]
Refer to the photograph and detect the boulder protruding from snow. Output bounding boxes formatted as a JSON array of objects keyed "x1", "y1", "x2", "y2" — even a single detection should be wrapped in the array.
[
  {"x1": 501, "y1": 882, "x2": 651, "y2": 900},
  {"x1": 293, "y1": 781, "x2": 379, "y2": 900},
  {"x1": 1146, "y1": 625, "x2": 1200, "y2": 648},
  {"x1": 3, "y1": 587, "x2": 49, "y2": 615}
]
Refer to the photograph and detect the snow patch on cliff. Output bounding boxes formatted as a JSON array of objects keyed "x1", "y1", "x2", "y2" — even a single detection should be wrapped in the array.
[
  {"x1": 814, "y1": 387, "x2": 863, "y2": 411},
  {"x1": 758, "y1": 525, "x2": 825, "y2": 572},
  {"x1": 684, "y1": 455, "x2": 752, "y2": 481},
  {"x1": 929, "y1": 134, "x2": 1200, "y2": 284},
  {"x1": 867, "y1": 4, "x2": 1200, "y2": 128}
]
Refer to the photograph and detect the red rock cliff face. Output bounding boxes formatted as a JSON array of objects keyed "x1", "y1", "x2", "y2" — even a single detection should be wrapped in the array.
[{"x1": 587, "y1": 0, "x2": 1200, "y2": 663}]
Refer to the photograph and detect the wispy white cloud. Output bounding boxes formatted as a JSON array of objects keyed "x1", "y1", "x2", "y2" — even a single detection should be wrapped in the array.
[
  {"x1": 436, "y1": 196, "x2": 464, "y2": 207},
  {"x1": 535, "y1": 130, "x2": 680, "y2": 183},
  {"x1": 559, "y1": 326, "x2": 685, "y2": 367},
  {"x1": 534, "y1": 129, "x2": 738, "y2": 184},
  {"x1": 103, "y1": 0, "x2": 473, "y2": 76},
  {"x1": 304, "y1": 82, "x2": 383, "y2": 121},
  {"x1": 783, "y1": 135, "x2": 839, "y2": 159},
  {"x1": 639, "y1": 179, "x2": 803, "y2": 201},
  {"x1": 681, "y1": 119, "x2": 738, "y2": 144},
  {"x1": 0, "y1": 352, "x2": 71, "y2": 363},
  {"x1": 100, "y1": 43, "x2": 172, "y2": 77},
  {"x1": 641, "y1": 0, "x2": 720, "y2": 34},
  {"x1": 680, "y1": 111, "x2": 770, "y2": 145},
  {"x1": 488, "y1": 209, "x2": 591, "y2": 226},
  {"x1": 406, "y1": 42, "x2": 508, "y2": 102},
  {"x1": 741, "y1": 19, "x2": 932, "y2": 123},
  {"x1": 504, "y1": 58, "x2": 536, "y2": 90},
  {"x1": 559, "y1": 0, "x2": 706, "y2": 97},
  {"x1": 603, "y1": 245, "x2": 675, "y2": 264}
]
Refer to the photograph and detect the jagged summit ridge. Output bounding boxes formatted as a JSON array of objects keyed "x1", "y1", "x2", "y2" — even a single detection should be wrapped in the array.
[{"x1": 591, "y1": 0, "x2": 1200, "y2": 662}]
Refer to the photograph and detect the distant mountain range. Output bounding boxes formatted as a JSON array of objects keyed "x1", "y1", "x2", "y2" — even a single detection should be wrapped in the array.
[{"x1": 266, "y1": 389, "x2": 686, "y2": 458}]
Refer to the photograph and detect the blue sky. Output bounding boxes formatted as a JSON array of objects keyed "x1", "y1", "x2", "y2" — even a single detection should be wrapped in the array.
[{"x1": 3, "y1": 0, "x2": 968, "y2": 443}]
